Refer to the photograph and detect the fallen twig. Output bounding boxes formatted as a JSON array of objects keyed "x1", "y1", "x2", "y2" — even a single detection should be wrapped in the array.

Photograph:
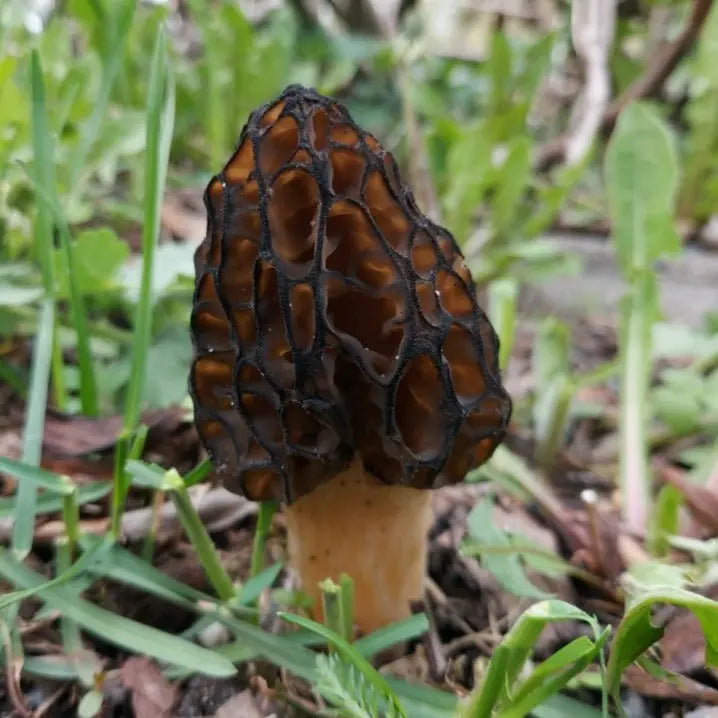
[
  {"x1": 536, "y1": 0, "x2": 714, "y2": 170},
  {"x1": 536, "y1": 0, "x2": 616, "y2": 170},
  {"x1": 0, "y1": 486, "x2": 256, "y2": 544},
  {"x1": 603, "y1": 0, "x2": 715, "y2": 130}
]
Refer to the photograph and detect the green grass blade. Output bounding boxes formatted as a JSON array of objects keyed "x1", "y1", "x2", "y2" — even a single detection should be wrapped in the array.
[
  {"x1": 78, "y1": 536, "x2": 221, "y2": 610},
  {"x1": 0, "y1": 539, "x2": 111, "y2": 610},
  {"x1": 214, "y1": 612, "x2": 319, "y2": 682},
  {"x1": 22, "y1": 656, "x2": 81, "y2": 681},
  {"x1": 0, "y1": 457, "x2": 74, "y2": 495},
  {"x1": 55, "y1": 218, "x2": 98, "y2": 415},
  {"x1": 339, "y1": 573, "x2": 354, "y2": 642},
  {"x1": 237, "y1": 562, "x2": 282, "y2": 606},
  {"x1": 12, "y1": 298, "x2": 54, "y2": 559},
  {"x1": 169, "y1": 478, "x2": 236, "y2": 601},
  {"x1": 123, "y1": 28, "x2": 175, "y2": 432},
  {"x1": 183, "y1": 459, "x2": 212, "y2": 487},
  {"x1": 27, "y1": 50, "x2": 55, "y2": 294},
  {"x1": 249, "y1": 500, "x2": 277, "y2": 579},
  {"x1": 19, "y1": 169, "x2": 101, "y2": 417},
  {"x1": 353, "y1": 613, "x2": 429, "y2": 659},
  {"x1": 22, "y1": 50, "x2": 97, "y2": 415},
  {"x1": 55, "y1": 539, "x2": 83, "y2": 654},
  {"x1": 499, "y1": 632, "x2": 609, "y2": 718},
  {"x1": 12, "y1": 50, "x2": 59, "y2": 560},
  {"x1": 0, "y1": 481, "x2": 110, "y2": 519},
  {"x1": 0, "y1": 549, "x2": 236, "y2": 677},
  {"x1": 67, "y1": 0, "x2": 136, "y2": 193}
]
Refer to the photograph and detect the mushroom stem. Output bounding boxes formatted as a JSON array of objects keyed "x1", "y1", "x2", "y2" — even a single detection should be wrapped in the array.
[{"x1": 284, "y1": 456, "x2": 433, "y2": 635}]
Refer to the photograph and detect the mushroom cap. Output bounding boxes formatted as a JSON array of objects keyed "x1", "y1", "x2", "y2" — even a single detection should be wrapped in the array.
[{"x1": 189, "y1": 84, "x2": 512, "y2": 503}]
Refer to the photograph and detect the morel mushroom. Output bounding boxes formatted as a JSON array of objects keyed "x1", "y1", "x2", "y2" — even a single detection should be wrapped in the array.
[{"x1": 189, "y1": 85, "x2": 511, "y2": 634}]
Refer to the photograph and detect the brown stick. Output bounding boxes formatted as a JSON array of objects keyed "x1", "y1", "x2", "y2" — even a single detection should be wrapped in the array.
[
  {"x1": 536, "y1": 0, "x2": 715, "y2": 171},
  {"x1": 603, "y1": 0, "x2": 715, "y2": 130}
]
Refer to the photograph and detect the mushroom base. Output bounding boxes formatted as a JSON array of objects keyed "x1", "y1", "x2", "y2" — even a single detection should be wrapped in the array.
[{"x1": 284, "y1": 457, "x2": 433, "y2": 636}]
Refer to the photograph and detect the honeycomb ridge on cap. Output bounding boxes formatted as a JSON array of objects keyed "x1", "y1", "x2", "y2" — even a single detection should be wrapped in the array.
[{"x1": 189, "y1": 84, "x2": 512, "y2": 503}]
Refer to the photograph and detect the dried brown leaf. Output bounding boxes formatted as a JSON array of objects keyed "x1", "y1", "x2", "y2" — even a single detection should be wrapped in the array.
[{"x1": 120, "y1": 656, "x2": 177, "y2": 718}]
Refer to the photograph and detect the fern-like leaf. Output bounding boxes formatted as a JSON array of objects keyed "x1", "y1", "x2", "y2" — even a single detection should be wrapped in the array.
[{"x1": 315, "y1": 653, "x2": 404, "y2": 718}]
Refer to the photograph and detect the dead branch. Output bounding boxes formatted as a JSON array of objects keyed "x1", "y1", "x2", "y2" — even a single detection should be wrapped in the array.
[
  {"x1": 603, "y1": 0, "x2": 715, "y2": 130},
  {"x1": 0, "y1": 486, "x2": 256, "y2": 544},
  {"x1": 536, "y1": 0, "x2": 715, "y2": 171}
]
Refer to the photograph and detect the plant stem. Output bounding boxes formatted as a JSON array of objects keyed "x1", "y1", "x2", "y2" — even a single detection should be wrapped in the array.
[
  {"x1": 619, "y1": 274, "x2": 654, "y2": 535},
  {"x1": 319, "y1": 578, "x2": 345, "y2": 646},
  {"x1": 339, "y1": 573, "x2": 355, "y2": 642},
  {"x1": 249, "y1": 501, "x2": 278, "y2": 579},
  {"x1": 55, "y1": 538, "x2": 82, "y2": 653},
  {"x1": 61, "y1": 487, "x2": 80, "y2": 556},
  {"x1": 12, "y1": 298, "x2": 54, "y2": 560},
  {"x1": 169, "y1": 474, "x2": 235, "y2": 602}
]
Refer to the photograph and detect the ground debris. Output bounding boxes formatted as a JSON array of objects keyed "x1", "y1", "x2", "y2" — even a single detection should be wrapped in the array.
[{"x1": 119, "y1": 656, "x2": 177, "y2": 718}]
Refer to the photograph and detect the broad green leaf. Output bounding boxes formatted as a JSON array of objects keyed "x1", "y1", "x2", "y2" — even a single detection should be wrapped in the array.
[
  {"x1": 464, "y1": 497, "x2": 552, "y2": 599},
  {"x1": 652, "y1": 322, "x2": 718, "y2": 360},
  {"x1": 118, "y1": 241, "x2": 195, "y2": 302},
  {"x1": 652, "y1": 368, "x2": 704, "y2": 434},
  {"x1": 624, "y1": 561, "x2": 689, "y2": 593},
  {"x1": 647, "y1": 484, "x2": 682, "y2": 556},
  {"x1": 143, "y1": 326, "x2": 193, "y2": 409},
  {"x1": 488, "y1": 32, "x2": 512, "y2": 115},
  {"x1": 124, "y1": 459, "x2": 169, "y2": 490},
  {"x1": 442, "y1": 120, "x2": 493, "y2": 242},
  {"x1": 605, "y1": 102, "x2": 680, "y2": 275},
  {"x1": 53, "y1": 228, "x2": 129, "y2": 298}
]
